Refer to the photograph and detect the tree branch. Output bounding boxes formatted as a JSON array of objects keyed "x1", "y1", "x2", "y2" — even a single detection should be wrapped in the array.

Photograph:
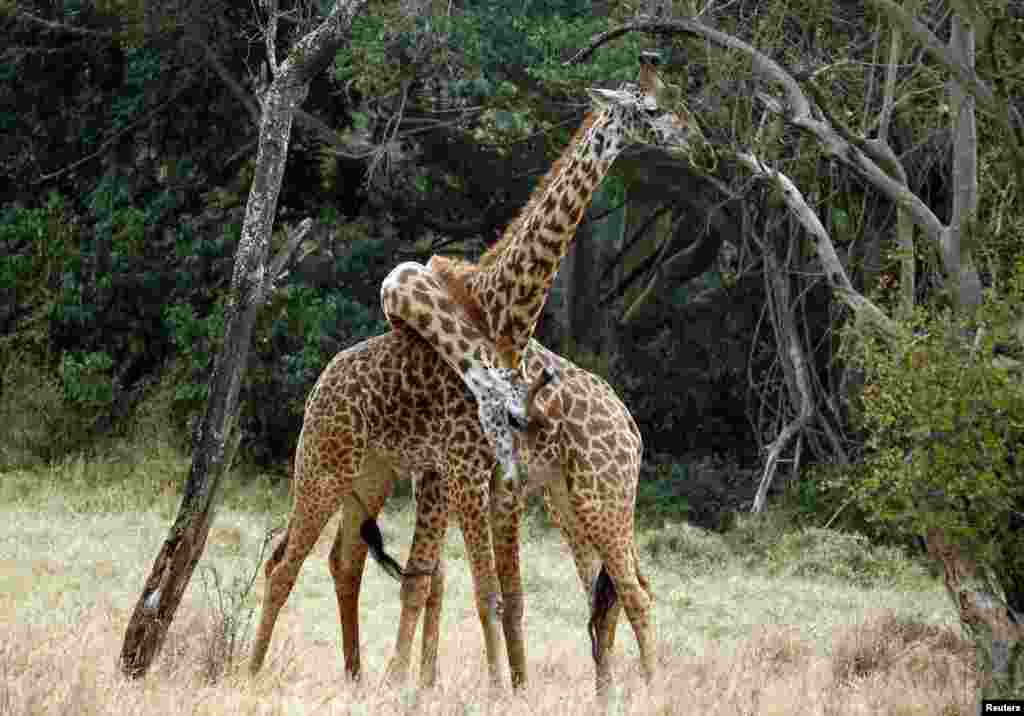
[
  {"x1": 264, "y1": 0, "x2": 280, "y2": 75},
  {"x1": 15, "y1": 9, "x2": 116, "y2": 38},
  {"x1": 262, "y1": 218, "x2": 315, "y2": 299},
  {"x1": 566, "y1": 19, "x2": 952, "y2": 266},
  {"x1": 735, "y1": 152, "x2": 899, "y2": 338},
  {"x1": 867, "y1": 0, "x2": 1023, "y2": 149},
  {"x1": 33, "y1": 78, "x2": 194, "y2": 185}
]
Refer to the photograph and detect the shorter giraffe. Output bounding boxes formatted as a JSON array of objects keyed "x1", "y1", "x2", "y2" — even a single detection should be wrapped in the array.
[{"x1": 250, "y1": 330, "x2": 651, "y2": 698}]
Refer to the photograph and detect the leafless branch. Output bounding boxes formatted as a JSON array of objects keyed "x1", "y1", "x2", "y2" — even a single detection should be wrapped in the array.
[
  {"x1": 567, "y1": 19, "x2": 956, "y2": 263},
  {"x1": 736, "y1": 151, "x2": 899, "y2": 338},
  {"x1": 264, "y1": 0, "x2": 280, "y2": 75},
  {"x1": 34, "y1": 79, "x2": 194, "y2": 185},
  {"x1": 15, "y1": 9, "x2": 116, "y2": 38},
  {"x1": 867, "y1": 0, "x2": 1023, "y2": 149},
  {"x1": 262, "y1": 218, "x2": 315, "y2": 298}
]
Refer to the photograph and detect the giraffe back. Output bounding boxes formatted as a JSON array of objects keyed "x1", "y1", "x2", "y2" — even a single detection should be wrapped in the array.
[{"x1": 297, "y1": 330, "x2": 642, "y2": 503}]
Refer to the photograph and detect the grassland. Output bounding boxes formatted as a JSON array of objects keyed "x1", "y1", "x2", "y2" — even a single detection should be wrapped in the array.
[{"x1": 0, "y1": 445, "x2": 977, "y2": 715}]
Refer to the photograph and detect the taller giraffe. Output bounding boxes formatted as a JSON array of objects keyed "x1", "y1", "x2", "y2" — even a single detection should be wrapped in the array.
[
  {"x1": 369, "y1": 54, "x2": 705, "y2": 691},
  {"x1": 381, "y1": 52, "x2": 707, "y2": 482},
  {"x1": 251, "y1": 54, "x2": 704, "y2": 698}
]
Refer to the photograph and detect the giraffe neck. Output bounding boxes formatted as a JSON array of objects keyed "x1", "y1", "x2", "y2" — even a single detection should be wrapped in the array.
[{"x1": 465, "y1": 105, "x2": 626, "y2": 370}]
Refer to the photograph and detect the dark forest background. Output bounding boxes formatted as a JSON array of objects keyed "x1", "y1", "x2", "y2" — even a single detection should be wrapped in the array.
[{"x1": 1, "y1": 0, "x2": 1022, "y2": 533}]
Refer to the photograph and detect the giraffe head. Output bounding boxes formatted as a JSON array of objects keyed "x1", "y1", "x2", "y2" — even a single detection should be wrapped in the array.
[
  {"x1": 585, "y1": 51, "x2": 705, "y2": 161},
  {"x1": 463, "y1": 365, "x2": 560, "y2": 485}
]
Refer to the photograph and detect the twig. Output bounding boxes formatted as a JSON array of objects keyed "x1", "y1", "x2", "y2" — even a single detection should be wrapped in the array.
[
  {"x1": 34, "y1": 80, "x2": 193, "y2": 185},
  {"x1": 15, "y1": 9, "x2": 115, "y2": 38}
]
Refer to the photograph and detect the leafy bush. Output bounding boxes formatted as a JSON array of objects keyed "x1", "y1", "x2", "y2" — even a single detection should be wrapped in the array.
[
  {"x1": 765, "y1": 528, "x2": 931, "y2": 589},
  {"x1": 59, "y1": 350, "x2": 115, "y2": 407},
  {"x1": 637, "y1": 462, "x2": 692, "y2": 525},
  {"x1": 640, "y1": 521, "x2": 733, "y2": 576},
  {"x1": 839, "y1": 268, "x2": 1024, "y2": 582},
  {"x1": 164, "y1": 299, "x2": 226, "y2": 412},
  {"x1": 0, "y1": 354, "x2": 117, "y2": 465},
  {"x1": 0, "y1": 192, "x2": 76, "y2": 299}
]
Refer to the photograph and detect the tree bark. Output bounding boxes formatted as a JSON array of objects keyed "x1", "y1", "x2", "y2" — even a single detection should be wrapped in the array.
[
  {"x1": 945, "y1": 12, "x2": 983, "y2": 314},
  {"x1": 752, "y1": 241, "x2": 814, "y2": 513},
  {"x1": 120, "y1": 0, "x2": 365, "y2": 679},
  {"x1": 925, "y1": 528, "x2": 1024, "y2": 699}
]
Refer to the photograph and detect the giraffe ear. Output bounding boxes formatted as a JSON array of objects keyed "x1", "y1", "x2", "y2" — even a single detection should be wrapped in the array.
[
  {"x1": 585, "y1": 88, "x2": 617, "y2": 107},
  {"x1": 587, "y1": 87, "x2": 636, "y2": 109}
]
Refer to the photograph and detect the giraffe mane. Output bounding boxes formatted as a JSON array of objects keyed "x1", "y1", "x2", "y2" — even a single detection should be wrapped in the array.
[
  {"x1": 426, "y1": 254, "x2": 488, "y2": 334},
  {"x1": 479, "y1": 109, "x2": 604, "y2": 268}
]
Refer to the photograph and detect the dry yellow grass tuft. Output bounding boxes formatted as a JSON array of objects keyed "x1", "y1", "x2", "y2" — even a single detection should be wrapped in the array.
[{"x1": 0, "y1": 470, "x2": 978, "y2": 715}]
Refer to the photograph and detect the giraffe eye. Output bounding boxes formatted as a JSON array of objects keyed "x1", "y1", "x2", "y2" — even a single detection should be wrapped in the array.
[{"x1": 508, "y1": 410, "x2": 529, "y2": 432}]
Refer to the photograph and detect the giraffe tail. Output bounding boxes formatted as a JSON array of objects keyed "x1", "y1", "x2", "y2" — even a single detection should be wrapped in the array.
[
  {"x1": 587, "y1": 566, "x2": 617, "y2": 667},
  {"x1": 587, "y1": 547, "x2": 652, "y2": 666},
  {"x1": 359, "y1": 518, "x2": 405, "y2": 581}
]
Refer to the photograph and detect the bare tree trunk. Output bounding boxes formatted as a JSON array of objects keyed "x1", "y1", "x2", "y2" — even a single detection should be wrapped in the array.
[
  {"x1": 752, "y1": 237, "x2": 814, "y2": 513},
  {"x1": 945, "y1": 12, "x2": 982, "y2": 314},
  {"x1": 120, "y1": 0, "x2": 366, "y2": 678}
]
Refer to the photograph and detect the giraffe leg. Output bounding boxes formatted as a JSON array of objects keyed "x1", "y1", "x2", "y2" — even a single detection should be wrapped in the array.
[
  {"x1": 329, "y1": 497, "x2": 370, "y2": 681},
  {"x1": 598, "y1": 532, "x2": 655, "y2": 687},
  {"x1": 545, "y1": 480, "x2": 619, "y2": 698},
  {"x1": 329, "y1": 464, "x2": 394, "y2": 682},
  {"x1": 420, "y1": 558, "x2": 445, "y2": 688},
  {"x1": 455, "y1": 484, "x2": 505, "y2": 689},
  {"x1": 385, "y1": 469, "x2": 449, "y2": 686},
  {"x1": 251, "y1": 482, "x2": 339, "y2": 675},
  {"x1": 491, "y1": 470, "x2": 528, "y2": 689}
]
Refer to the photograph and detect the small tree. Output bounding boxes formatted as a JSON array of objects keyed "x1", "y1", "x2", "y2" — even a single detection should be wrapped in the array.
[{"x1": 119, "y1": 0, "x2": 367, "y2": 678}]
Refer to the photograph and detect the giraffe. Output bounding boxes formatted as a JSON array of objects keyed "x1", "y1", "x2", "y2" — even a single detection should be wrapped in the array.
[
  {"x1": 367, "y1": 52, "x2": 701, "y2": 689},
  {"x1": 251, "y1": 53, "x2": 702, "y2": 695},
  {"x1": 249, "y1": 328, "x2": 648, "y2": 698},
  {"x1": 380, "y1": 51, "x2": 706, "y2": 487}
]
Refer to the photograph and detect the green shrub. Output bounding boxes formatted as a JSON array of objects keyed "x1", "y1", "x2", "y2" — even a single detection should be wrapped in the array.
[
  {"x1": 0, "y1": 192, "x2": 75, "y2": 298},
  {"x1": 0, "y1": 356, "x2": 113, "y2": 466},
  {"x1": 766, "y1": 527, "x2": 932, "y2": 589},
  {"x1": 637, "y1": 462, "x2": 692, "y2": 525},
  {"x1": 640, "y1": 521, "x2": 733, "y2": 576},
  {"x1": 164, "y1": 299, "x2": 226, "y2": 413},
  {"x1": 840, "y1": 267, "x2": 1024, "y2": 578}
]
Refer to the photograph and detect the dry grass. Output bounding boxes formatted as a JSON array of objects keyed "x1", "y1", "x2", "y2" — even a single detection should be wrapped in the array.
[{"x1": 0, "y1": 460, "x2": 978, "y2": 715}]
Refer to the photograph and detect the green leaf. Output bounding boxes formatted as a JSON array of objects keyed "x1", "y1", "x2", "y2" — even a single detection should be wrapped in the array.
[
  {"x1": 832, "y1": 208, "x2": 850, "y2": 233},
  {"x1": 351, "y1": 112, "x2": 369, "y2": 131}
]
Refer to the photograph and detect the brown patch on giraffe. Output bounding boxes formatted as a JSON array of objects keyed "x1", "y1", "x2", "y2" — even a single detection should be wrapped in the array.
[
  {"x1": 514, "y1": 285, "x2": 539, "y2": 307},
  {"x1": 559, "y1": 193, "x2": 574, "y2": 214},
  {"x1": 429, "y1": 254, "x2": 491, "y2": 338},
  {"x1": 412, "y1": 289, "x2": 436, "y2": 308},
  {"x1": 543, "y1": 217, "x2": 566, "y2": 233}
]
